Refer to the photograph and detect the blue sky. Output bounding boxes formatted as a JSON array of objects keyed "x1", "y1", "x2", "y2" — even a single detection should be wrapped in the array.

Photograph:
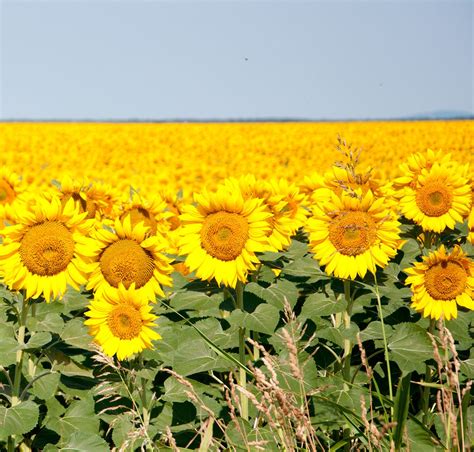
[{"x1": 1, "y1": 0, "x2": 472, "y2": 120}]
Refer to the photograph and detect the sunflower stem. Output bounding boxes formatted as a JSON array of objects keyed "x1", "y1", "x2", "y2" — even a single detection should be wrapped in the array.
[
  {"x1": 342, "y1": 280, "x2": 353, "y2": 386},
  {"x1": 423, "y1": 231, "x2": 432, "y2": 251},
  {"x1": 8, "y1": 296, "x2": 29, "y2": 452},
  {"x1": 374, "y1": 273, "x2": 394, "y2": 412},
  {"x1": 342, "y1": 280, "x2": 353, "y2": 452},
  {"x1": 235, "y1": 281, "x2": 248, "y2": 420},
  {"x1": 422, "y1": 319, "x2": 436, "y2": 425},
  {"x1": 12, "y1": 297, "x2": 29, "y2": 406}
]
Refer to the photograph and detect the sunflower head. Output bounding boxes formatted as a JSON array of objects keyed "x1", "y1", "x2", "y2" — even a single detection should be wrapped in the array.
[
  {"x1": 399, "y1": 162, "x2": 471, "y2": 233},
  {"x1": 179, "y1": 184, "x2": 272, "y2": 287},
  {"x1": 0, "y1": 195, "x2": 93, "y2": 301},
  {"x1": 223, "y1": 176, "x2": 305, "y2": 252},
  {"x1": 307, "y1": 190, "x2": 400, "y2": 280},
  {"x1": 79, "y1": 216, "x2": 173, "y2": 302},
  {"x1": 84, "y1": 284, "x2": 161, "y2": 360},
  {"x1": 120, "y1": 191, "x2": 171, "y2": 236},
  {"x1": 405, "y1": 245, "x2": 474, "y2": 320}
]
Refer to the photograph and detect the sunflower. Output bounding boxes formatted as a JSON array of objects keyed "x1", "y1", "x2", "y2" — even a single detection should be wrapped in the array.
[
  {"x1": 468, "y1": 208, "x2": 474, "y2": 245},
  {"x1": 79, "y1": 217, "x2": 173, "y2": 301},
  {"x1": 54, "y1": 175, "x2": 99, "y2": 220},
  {"x1": 398, "y1": 162, "x2": 471, "y2": 233},
  {"x1": 178, "y1": 185, "x2": 272, "y2": 287},
  {"x1": 307, "y1": 190, "x2": 401, "y2": 279},
  {"x1": 120, "y1": 191, "x2": 172, "y2": 237},
  {"x1": 404, "y1": 245, "x2": 474, "y2": 320},
  {"x1": 84, "y1": 284, "x2": 160, "y2": 360},
  {"x1": 0, "y1": 196, "x2": 93, "y2": 301},
  {"x1": 86, "y1": 180, "x2": 122, "y2": 220},
  {"x1": 0, "y1": 168, "x2": 26, "y2": 225},
  {"x1": 224, "y1": 175, "x2": 305, "y2": 252},
  {"x1": 393, "y1": 148, "x2": 455, "y2": 194}
]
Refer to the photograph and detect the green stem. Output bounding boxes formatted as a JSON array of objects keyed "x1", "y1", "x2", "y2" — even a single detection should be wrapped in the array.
[
  {"x1": 342, "y1": 280, "x2": 353, "y2": 385},
  {"x1": 374, "y1": 274, "x2": 394, "y2": 409},
  {"x1": 7, "y1": 436, "x2": 14, "y2": 452},
  {"x1": 342, "y1": 280, "x2": 353, "y2": 452},
  {"x1": 423, "y1": 231, "x2": 432, "y2": 251},
  {"x1": 235, "y1": 281, "x2": 248, "y2": 420},
  {"x1": 422, "y1": 319, "x2": 436, "y2": 425},
  {"x1": 12, "y1": 299, "x2": 29, "y2": 405},
  {"x1": 8, "y1": 297, "x2": 29, "y2": 452},
  {"x1": 138, "y1": 354, "x2": 150, "y2": 429}
]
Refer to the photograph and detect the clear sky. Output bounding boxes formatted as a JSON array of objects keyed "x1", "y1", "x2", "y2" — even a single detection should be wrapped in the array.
[{"x1": 0, "y1": 0, "x2": 472, "y2": 120}]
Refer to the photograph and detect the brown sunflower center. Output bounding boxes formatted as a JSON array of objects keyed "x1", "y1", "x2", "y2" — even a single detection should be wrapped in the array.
[
  {"x1": 107, "y1": 304, "x2": 143, "y2": 339},
  {"x1": 100, "y1": 239, "x2": 154, "y2": 289},
  {"x1": 328, "y1": 211, "x2": 377, "y2": 256},
  {"x1": 0, "y1": 180, "x2": 16, "y2": 204},
  {"x1": 425, "y1": 260, "x2": 467, "y2": 300},
  {"x1": 415, "y1": 181, "x2": 452, "y2": 217},
  {"x1": 122, "y1": 207, "x2": 157, "y2": 235},
  {"x1": 19, "y1": 221, "x2": 75, "y2": 276},
  {"x1": 201, "y1": 211, "x2": 249, "y2": 261}
]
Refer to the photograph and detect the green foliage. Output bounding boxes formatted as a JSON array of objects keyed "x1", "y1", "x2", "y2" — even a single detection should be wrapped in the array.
[{"x1": 0, "y1": 231, "x2": 472, "y2": 451}]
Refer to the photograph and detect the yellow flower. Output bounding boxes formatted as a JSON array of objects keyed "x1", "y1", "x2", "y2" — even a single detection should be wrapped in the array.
[
  {"x1": 84, "y1": 285, "x2": 161, "y2": 360},
  {"x1": 0, "y1": 168, "x2": 26, "y2": 225},
  {"x1": 224, "y1": 175, "x2": 306, "y2": 252},
  {"x1": 0, "y1": 196, "x2": 93, "y2": 301},
  {"x1": 79, "y1": 217, "x2": 173, "y2": 302},
  {"x1": 398, "y1": 162, "x2": 471, "y2": 233},
  {"x1": 393, "y1": 148, "x2": 454, "y2": 192},
  {"x1": 405, "y1": 245, "x2": 474, "y2": 320},
  {"x1": 179, "y1": 185, "x2": 272, "y2": 287},
  {"x1": 307, "y1": 190, "x2": 400, "y2": 279},
  {"x1": 120, "y1": 191, "x2": 172, "y2": 237},
  {"x1": 468, "y1": 208, "x2": 474, "y2": 245}
]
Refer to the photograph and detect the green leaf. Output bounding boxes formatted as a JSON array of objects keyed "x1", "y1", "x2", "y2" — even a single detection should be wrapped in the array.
[
  {"x1": 60, "y1": 318, "x2": 92, "y2": 349},
  {"x1": 30, "y1": 372, "x2": 60, "y2": 400},
  {"x1": 24, "y1": 331, "x2": 52, "y2": 350},
  {"x1": 393, "y1": 372, "x2": 412, "y2": 450},
  {"x1": 169, "y1": 290, "x2": 212, "y2": 311},
  {"x1": 281, "y1": 256, "x2": 326, "y2": 279},
  {"x1": 229, "y1": 303, "x2": 280, "y2": 335},
  {"x1": 0, "y1": 337, "x2": 19, "y2": 366},
  {"x1": 460, "y1": 359, "x2": 474, "y2": 379},
  {"x1": 359, "y1": 321, "x2": 393, "y2": 342},
  {"x1": 245, "y1": 279, "x2": 298, "y2": 309},
  {"x1": 406, "y1": 419, "x2": 443, "y2": 451},
  {"x1": 28, "y1": 312, "x2": 64, "y2": 333},
  {"x1": 300, "y1": 291, "x2": 346, "y2": 318},
  {"x1": 112, "y1": 413, "x2": 135, "y2": 449},
  {"x1": 62, "y1": 431, "x2": 109, "y2": 451},
  {"x1": 46, "y1": 397, "x2": 99, "y2": 440},
  {"x1": 388, "y1": 323, "x2": 433, "y2": 373},
  {"x1": 0, "y1": 401, "x2": 39, "y2": 436}
]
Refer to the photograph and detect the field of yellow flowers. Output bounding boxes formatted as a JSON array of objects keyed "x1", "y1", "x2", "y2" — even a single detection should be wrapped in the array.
[{"x1": 0, "y1": 120, "x2": 473, "y2": 451}]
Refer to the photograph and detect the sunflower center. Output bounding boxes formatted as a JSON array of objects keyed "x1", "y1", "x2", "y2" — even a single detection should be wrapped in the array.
[
  {"x1": 19, "y1": 221, "x2": 75, "y2": 276},
  {"x1": 122, "y1": 207, "x2": 157, "y2": 235},
  {"x1": 328, "y1": 211, "x2": 377, "y2": 256},
  {"x1": 201, "y1": 211, "x2": 249, "y2": 261},
  {"x1": 107, "y1": 304, "x2": 143, "y2": 339},
  {"x1": 0, "y1": 180, "x2": 16, "y2": 204},
  {"x1": 416, "y1": 181, "x2": 452, "y2": 217},
  {"x1": 425, "y1": 261, "x2": 467, "y2": 300},
  {"x1": 100, "y1": 239, "x2": 154, "y2": 289}
]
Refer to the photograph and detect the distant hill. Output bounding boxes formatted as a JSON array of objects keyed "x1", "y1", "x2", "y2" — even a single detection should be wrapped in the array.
[
  {"x1": 1, "y1": 111, "x2": 472, "y2": 123},
  {"x1": 406, "y1": 110, "x2": 473, "y2": 120}
]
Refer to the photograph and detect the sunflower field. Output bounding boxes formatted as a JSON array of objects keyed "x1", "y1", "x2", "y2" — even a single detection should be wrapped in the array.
[{"x1": 0, "y1": 120, "x2": 473, "y2": 451}]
